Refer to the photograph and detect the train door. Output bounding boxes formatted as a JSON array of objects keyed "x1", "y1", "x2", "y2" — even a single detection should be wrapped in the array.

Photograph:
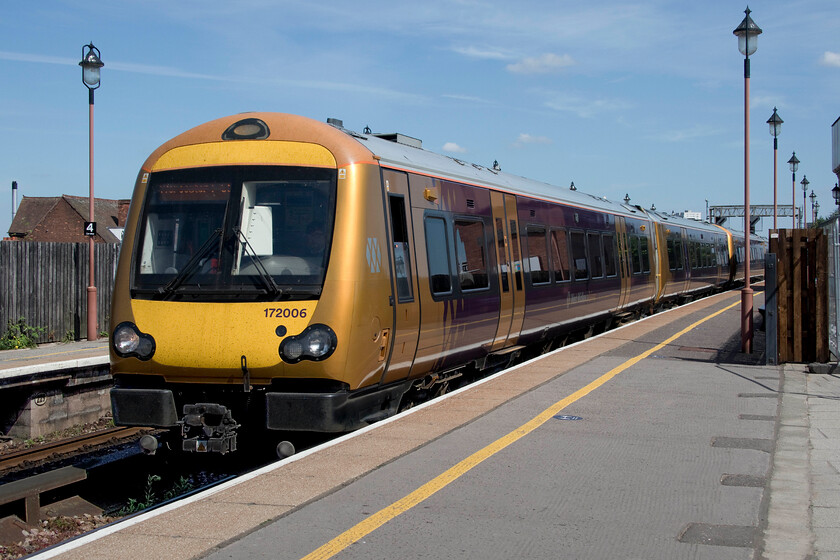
[
  {"x1": 614, "y1": 216, "x2": 632, "y2": 310},
  {"x1": 380, "y1": 170, "x2": 421, "y2": 384},
  {"x1": 489, "y1": 191, "x2": 525, "y2": 350}
]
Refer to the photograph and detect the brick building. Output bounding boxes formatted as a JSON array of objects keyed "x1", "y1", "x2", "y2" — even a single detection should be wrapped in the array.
[{"x1": 7, "y1": 195, "x2": 130, "y2": 243}]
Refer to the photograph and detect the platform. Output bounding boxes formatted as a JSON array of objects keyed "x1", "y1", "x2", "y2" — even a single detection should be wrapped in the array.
[{"x1": 29, "y1": 289, "x2": 840, "y2": 559}]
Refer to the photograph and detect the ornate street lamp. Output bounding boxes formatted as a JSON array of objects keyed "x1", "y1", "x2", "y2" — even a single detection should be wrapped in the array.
[
  {"x1": 809, "y1": 190, "x2": 817, "y2": 227},
  {"x1": 734, "y1": 6, "x2": 761, "y2": 354},
  {"x1": 832, "y1": 183, "x2": 840, "y2": 208},
  {"x1": 801, "y1": 176, "x2": 809, "y2": 228},
  {"x1": 814, "y1": 201, "x2": 820, "y2": 224},
  {"x1": 767, "y1": 108, "x2": 782, "y2": 229},
  {"x1": 788, "y1": 152, "x2": 799, "y2": 228},
  {"x1": 79, "y1": 43, "x2": 103, "y2": 341}
]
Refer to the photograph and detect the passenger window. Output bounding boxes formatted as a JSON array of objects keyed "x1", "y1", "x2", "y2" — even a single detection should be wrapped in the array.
[
  {"x1": 587, "y1": 233, "x2": 604, "y2": 278},
  {"x1": 667, "y1": 239, "x2": 677, "y2": 270},
  {"x1": 603, "y1": 234, "x2": 617, "y2": 277},
  {"x1": 526, "y1": 227, "x2": 550, "y2": 285},
  {"x1": 674, "y1": 238, "x2": 683, "y2": 270},
  {"x1": 629, "y1": 235, "x2": 640, "y2": 274},
  {"x1": 389, "y1": 195, "x2": 413, "y2": 302},
  {"x1": 496, "y1": 218, "x2": 509, "y2": 293},
  {"x1": 454, "y1": 219, "x2": 489, "y2": 291},
  {"x1": 570, "y1": 231, "x2": 588, "y2": 280},
  {"x1": 425, "y1": 216, "x2": 452, "y2": 295},
  {"x1": 640, "y1": 236, "x2": 650, "y2": 273},
  {"x1": 510, "y1": 219, "x2": 523, "y2": 291},
  {"x1": 551, "y1": 229, "x2": 571, "y2": 282}
]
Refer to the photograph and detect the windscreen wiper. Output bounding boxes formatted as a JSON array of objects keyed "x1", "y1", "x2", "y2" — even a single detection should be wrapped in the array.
[
  {"x1": 234, "y1": 227, "x2": 283, "y2": 297},
  {"x1": 158, "y1": 228, "x2": 222, "y2": 297}
]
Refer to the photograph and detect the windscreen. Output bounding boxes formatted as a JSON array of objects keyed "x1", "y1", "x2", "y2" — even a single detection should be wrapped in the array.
[{"x1": 132, "y1": 165, "x2": 336, "y2": 301}]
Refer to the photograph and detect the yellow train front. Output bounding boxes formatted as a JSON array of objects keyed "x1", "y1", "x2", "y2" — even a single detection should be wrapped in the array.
[{"x1": 110, "y1": 113, "x2": 404, "y2": 454}]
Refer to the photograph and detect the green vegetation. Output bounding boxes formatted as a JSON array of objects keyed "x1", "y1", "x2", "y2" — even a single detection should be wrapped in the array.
[
  {"x1": 0, "y1": 317, "x2": 46, "y2": 350},
  {"x1": 114, "y1": 475, "x2": 196, "y2": 516}
]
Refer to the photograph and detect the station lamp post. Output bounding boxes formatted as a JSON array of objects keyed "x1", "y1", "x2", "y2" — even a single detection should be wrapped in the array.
[
  {"x1": 734, "y1": 6, "x2": 761, "y2": 354},
  {"x1": 809, "y1": 190, "x2": 817, "y2": 227},
  {"x1": 801, "y1": 176, "x2": 810, "y2": 228},
  {"x1": 767, "y1": 108, "x2": 782, "y2": 229},
  {"x1": 788, "y1": 152, "x2": 799, "y2": 228},
  {"x1": 80, "y1": 43, "x2": 103, "y2": 341},
  {"x1": 814, "y1": 201, "x2": 820, "y2": 224}
]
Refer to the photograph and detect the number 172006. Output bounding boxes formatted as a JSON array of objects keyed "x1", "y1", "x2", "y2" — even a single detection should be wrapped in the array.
[{"x1": 264, "y1": 308, "x2": 308, "y2": 318}]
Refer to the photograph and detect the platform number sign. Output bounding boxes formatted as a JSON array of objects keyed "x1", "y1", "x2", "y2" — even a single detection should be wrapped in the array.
[{"x1": 84, "y1": 221, "x2": 97, "y2": 237}]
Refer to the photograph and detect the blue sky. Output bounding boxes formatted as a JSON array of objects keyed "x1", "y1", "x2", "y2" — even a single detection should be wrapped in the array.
[{"x1": 2, "y1": 0, "x2": 839, "y2": 238}]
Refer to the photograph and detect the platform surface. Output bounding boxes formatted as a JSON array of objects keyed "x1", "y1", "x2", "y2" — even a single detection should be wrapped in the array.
[{"x1": 31, "y1": 288, "x2": 840, "y2": 560}]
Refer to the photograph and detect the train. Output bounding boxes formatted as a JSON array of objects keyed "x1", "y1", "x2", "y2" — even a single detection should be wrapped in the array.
[{"x1": 108, "y1": 112, "x2": 766, "y2": 455}]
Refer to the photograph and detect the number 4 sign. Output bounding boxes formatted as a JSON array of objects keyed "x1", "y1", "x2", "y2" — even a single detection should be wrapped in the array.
[{"x1": 84, "y1": 221, "x2": 97, "y2": 237}]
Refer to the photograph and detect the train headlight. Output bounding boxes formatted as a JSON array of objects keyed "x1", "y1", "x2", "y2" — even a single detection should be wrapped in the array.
[
  {"x1": 279, "y1": 324, "x2": 337, "y2": 364},
  {"x1": 112, "y1": 322, "x2": 156, "y2": 361}
]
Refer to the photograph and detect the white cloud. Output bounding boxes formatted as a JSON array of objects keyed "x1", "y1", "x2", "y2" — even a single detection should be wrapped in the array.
[
  {"x1": 821, "y1": 51, "x2": 840, "y2": 67},
  {"x1": 452, "y1": 46, "x2": 513, "y2": 61},
  {"x1": 507, "y1": 53, "x2": 575, "y2": 75},
  {"x1": 544, "y1": 93, "x2": 629, "y2": 118},
  {"x1": 443, "y1": 142, "x2": 467, "y2": 153},
  {"x1": 514, "y1": 133, "x2": 552, "y2": 146},
  {"x1": 647, "y1": 125, "x2": 724, "y2": 143}
]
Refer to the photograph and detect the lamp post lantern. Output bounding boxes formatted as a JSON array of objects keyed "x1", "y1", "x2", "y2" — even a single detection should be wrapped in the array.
[
  {"x1": 734, "y1": 6, "x2": 761, "y2": 354},
  {"x1": 814, "y1": 201, "x2": 820, "y2": 224},
  {"x1": 788, "y1": 152, "x2": 799, "y2": 228},
  {"x1": 767, "y1": 108, "x2": 782, "y2": 229},
  {"x1": 801, "y1": 176, "x2": 810, "y2": 228},
  {"x1": 79, "y1": 43, "x2": 103, "y2": 341},
  {"x1": 809, "y1": 190, "x2": 817, "y2": 227},
  {"x1": 833, "y1": 183, "x2": 840, "y2": 208}
]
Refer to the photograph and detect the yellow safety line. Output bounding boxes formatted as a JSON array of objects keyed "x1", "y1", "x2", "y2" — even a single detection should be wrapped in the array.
[{"x1": 301, "y1": 297, "x2": 741, "y2": 560}]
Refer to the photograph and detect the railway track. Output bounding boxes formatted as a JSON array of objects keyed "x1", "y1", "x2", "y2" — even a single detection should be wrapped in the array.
[{"x1": 0, "y1": 427, "x2": 146, "y2": 472}]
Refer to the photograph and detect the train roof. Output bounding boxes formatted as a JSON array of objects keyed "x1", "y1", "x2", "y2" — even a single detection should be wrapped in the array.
[{"x1": 341, "y1": 122, "x2": 729, "y2": 235}]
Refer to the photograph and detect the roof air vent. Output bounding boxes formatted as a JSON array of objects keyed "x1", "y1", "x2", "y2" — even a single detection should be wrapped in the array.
[
  {"x1": 327, "y1": 118, "x2": 344, "y2": 128},
  {"x1": 372, "y1": 133, "x2": 422, "y2": 149}
]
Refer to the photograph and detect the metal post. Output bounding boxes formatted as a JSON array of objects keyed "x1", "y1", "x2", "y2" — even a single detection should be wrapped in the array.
[
  {"x1": 773, "y1": 138, "x2": 778, "y2": 230},
  {"x1": 87, "y1": 89, "x2": 97, "y2": 341},
  {"x1": 742, "y1": 56, "x2": 753, "y2": 353},
  {"x1": 11, "y1": 181, "x2": 17, "y2": 220}
]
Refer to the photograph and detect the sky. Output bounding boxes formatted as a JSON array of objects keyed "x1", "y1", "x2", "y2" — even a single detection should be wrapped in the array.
[{"x1": 2, "y1": 0, "x2": 839, "y2": 239}]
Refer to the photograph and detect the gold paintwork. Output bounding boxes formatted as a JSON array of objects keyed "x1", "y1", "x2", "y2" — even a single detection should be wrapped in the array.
[{"x1": 151, "y1": 141, "x2": 336, "y2": 171}]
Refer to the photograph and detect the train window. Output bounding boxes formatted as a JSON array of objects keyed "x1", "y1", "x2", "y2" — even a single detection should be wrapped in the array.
[
  {"x1": 629, "y1": 235, "x2": 640, "y2": 274},
  {"x1": 667, "y1": 239, "x2": 677, "y2": 270},
  {"x1": 496, "y1": 218, "x2": 509, "y2": 293},
  {"x1": 454, "y1": 219, "x2": 489, "y2": 291},
  {"x1": 425, "y1": 216, "x2": 452, "y2": 295},
  {"x1": 639, "y1": 236, "x2": 650, "y2": 273},
  {"x1": 587, "y1": 233, "x2": 604, "y2": 278},
  {"x1": 526, "y1": 227, "x2": 550, "y2": 285},
  {"x1": 551, "y1": 229, "x2": 571, "y2": 282},
  {"x1": 570, "y1": 231, "x2": 588, "y2": 280},
  {"x1": 389, "y1": 195, "x2": 413, "y2": 302},
  {"x1": 133, "y1": 165, "x2": 337, "y2": 301},
  {"x1": 510, "y1": 219, "x2": 523, "y2": 291},
  {"x1": 603, "y1": 234, "x2": 617, "y2": 277},
  {"x1": 674, "y1": 238, "x2": 684, "y2": 270}
]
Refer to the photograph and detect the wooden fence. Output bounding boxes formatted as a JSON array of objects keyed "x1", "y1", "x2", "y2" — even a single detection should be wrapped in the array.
[
  {"x1": 0, "y1": 241, "x2": 120, "y2": 343},
  {"x1": 770, "y1": 229, "x2": 829, "y2": 363}
]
